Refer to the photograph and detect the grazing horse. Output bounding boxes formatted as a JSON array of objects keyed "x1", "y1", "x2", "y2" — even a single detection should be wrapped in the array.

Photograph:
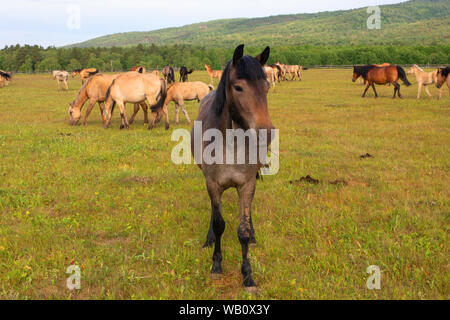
[
  {"x1": 353, "y1": 65, "x2": 411, "y2": 98},
  {"x1": 179, "y1": 66, "x2": 194, "y2": 82},
  {"x1": 149, "y1": 81, "x2": 213, "y2": 128},
  {"x1": 104, "y1": 72, "x2": 167, "y2": 130},
  {"x1": 68, "y1": 73, "x2": 149, "y2": 126},
  {"x1": 407, "y1": 65, "x2": 440, "y2": 99},
  {"x1": 204, "y1": 64, "x2": 223, "y2": 86},
  {"x1": 191, "y1": 44, "x2": 274, "y2": 291},
  {"x1": 162, "y1": 66, "x2": 175, "y2": 84},
  {"x1": 0, "y1": 70, "x2": 12, "y2": 87},
  {"x1": 436, "y1": 67, "x2": 450, "y2": 99},
  {"x1": 72, "y1": 68, "x2": 99, "y2": 84},
  {"x1": 131, "y1": 66, "x2": 146, "y2": 73},
  {"x1": 52, "y1": 70, "x2": 69, "y2": 90}
]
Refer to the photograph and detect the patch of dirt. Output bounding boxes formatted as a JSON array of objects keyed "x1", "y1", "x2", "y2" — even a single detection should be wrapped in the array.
[
  {"x1": 290, "y1": 175, "x2": 320, "y2": 185},
  {"x1": 121, "y1": 176, "x2": 153, "y2": 185},
  {"x1": 329, "y1": 179, "x2": 348, "y2": 186}
]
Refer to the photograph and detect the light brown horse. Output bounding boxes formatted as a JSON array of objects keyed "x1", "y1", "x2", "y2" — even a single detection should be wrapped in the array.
[
  {"x1": 407, "y1": 65, "x2": 440, "y2": 99},
  {"x1": 69, "y1": 73, "x2": 149, "y2": 126},
  {"x1": 191, "y1": 44, "x2": 274, "y2": 291},
  {"x1": 72, "y1": 68, "x2": 99, "y2": 84},
  {"x1": 150, "y1": 81, "x2": 213, "y2": 128},
  {"x1": 436, "y1": 67, "x2": 450, "y2": 99},
  {"x1": 0, "y1": 70, "x2": 11, "y2": 87},
  {"x1": 264, "y1": 66, "x2": 276, "y2": 91},
  {"x1": 353, "y1": 65, "x2": 411, "y2": 98},
  {"x1": 204, "y1": 64, "x2": 223, "y2": 85},
  {"x1": 104, "y1": 72, "x2": 167, "y2": 129}
]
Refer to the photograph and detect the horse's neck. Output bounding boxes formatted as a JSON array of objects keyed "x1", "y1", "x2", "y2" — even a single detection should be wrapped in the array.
[{"x1": 73, "y1": 85, "x2": 89, "y2": 109}]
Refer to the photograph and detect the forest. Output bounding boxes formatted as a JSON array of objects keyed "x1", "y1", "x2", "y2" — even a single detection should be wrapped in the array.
[{"x1": 1, "y1": 43, "x2": 449, "y2": 73}]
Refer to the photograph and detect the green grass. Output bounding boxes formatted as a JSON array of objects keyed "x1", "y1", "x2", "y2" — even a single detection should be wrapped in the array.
[{"x1": 0, "y1": 69, "x2": 448, "y2": 299}]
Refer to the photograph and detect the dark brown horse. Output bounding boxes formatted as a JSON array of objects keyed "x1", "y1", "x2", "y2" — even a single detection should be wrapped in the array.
[
  {"x1": 436, "y1": 67, "x2": 450, "y2": 89},
  {"x1": 180, "y1": 66, "x2": 194, "y2": 82},
  {"x1": 190, "y1": 44, "x2": 274, "y2": 291},
  {"x1": 162, "y1": 66, "x2": 175, "y2": 84},
  {"x1": 353, "y1": 65, "x2": 411, "y2": 98}
]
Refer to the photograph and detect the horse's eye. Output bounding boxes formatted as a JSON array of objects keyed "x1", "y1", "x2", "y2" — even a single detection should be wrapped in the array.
[{"x1": 234, "y1": 85, "x2": 243, "y2": 92}]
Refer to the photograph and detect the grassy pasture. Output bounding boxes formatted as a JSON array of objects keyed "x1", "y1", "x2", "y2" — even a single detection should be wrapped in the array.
[{"x1": 0, "y1": 69, "x2": 448, "y2": 299}]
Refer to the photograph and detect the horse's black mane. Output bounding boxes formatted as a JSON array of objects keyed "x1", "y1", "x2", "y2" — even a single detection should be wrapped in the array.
[
  {"x1": 0, "y1": 70, "x2": 11, "y2": 80},
  {"x1": 354, "y1": 65, "x2": 375, "y2": 79},
  {"x1": 73, "y1": 69, "x2": 82, "y2": 73},
  {"x1": 440, "y1": 66, "x2": 450, "y2": 78},
  {"x1": 213, "y1": 55, "x2": 267, "y2": 116}
]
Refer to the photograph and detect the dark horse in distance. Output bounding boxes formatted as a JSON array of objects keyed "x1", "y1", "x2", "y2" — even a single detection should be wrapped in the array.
[
  {"x1": 191, "y1": 44, "x2": 274, "y2": 291},
  {"x1": 180, "y1": 66, "x2": 194, "y2": 82},
  {"x1": 353, "y1": 65, "x2": 411, "y2": 98}
]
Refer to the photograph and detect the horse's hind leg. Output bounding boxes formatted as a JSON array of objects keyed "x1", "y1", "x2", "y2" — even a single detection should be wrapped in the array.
[
  {"x1": 205, "y1": 180, "x2": 225, "y2": 275},
  {"x1": 371, "y1": 84, "x2": 378, "y2": 98},
  {"x1": 141, "y1": 102, "x2": 149, "y2": 124},
  {"x1": 237, "y1": 180, "x2": 257, "y2": 290},
  {"x1": 395, "y1": 82, "x2": 402, "y2": 98},
  {"x1": 175, "y1": 103, "x2": 180, "y2": 124},
  {"x1": 424, "y1": 86, "x2": 432, "y2": 99},
  {"x1": 117, "y1": 101, "x2": 129, "y2": 129}
]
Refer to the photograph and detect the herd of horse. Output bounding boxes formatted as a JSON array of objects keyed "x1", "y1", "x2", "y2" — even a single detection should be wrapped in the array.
[{"x1": 1, "y1": 48, "x2": 449, "y2": 290}]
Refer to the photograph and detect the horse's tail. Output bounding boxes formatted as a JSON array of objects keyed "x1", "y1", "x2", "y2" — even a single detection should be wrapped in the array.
[
  {"x1": 397, "y1": 66, "x2": 411, "y2": 86},
  {"x1": 188, "y1": 69, "x2": 194, "y2": 74},
  {"x1": 169, "y1": 68, "x2": 175, "y2": 83},
  {"x1": 0, "y1": 70, "x2": 11, "y2": 80},
  {"x1": 208, "y1": 85, "x2": 214, "y2": 91},
  {"x1": 105, "y1": 80, "x2": 116, "y2": 113},
  {"x1": 151, "y1": 79, "x2": 168, "y2": 111},
  {"x1": 303, "y1": 67, "x2": 309, "y2": 71}
]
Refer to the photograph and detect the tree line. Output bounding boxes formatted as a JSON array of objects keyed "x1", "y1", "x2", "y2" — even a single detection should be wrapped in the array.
[{"x1": 1, "y1": 43, "x2": 448, "y2": 73}]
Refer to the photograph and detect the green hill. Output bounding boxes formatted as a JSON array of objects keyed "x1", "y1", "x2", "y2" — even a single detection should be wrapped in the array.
[{"x1": 69, "y1": 0, "x2": 449, "y2": 48}]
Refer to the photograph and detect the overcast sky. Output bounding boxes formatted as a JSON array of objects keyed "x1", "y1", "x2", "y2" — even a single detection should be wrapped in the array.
[{"x1": 0, "y1": 0, "x2": 406, "y2": 47}]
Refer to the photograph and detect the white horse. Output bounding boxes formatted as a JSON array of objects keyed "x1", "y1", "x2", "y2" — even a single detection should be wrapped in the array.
[
  {"x1": 407, "y1": 65, "x2": 440, "y2": 99},
  {"x1": 52, "y1": 70, "x2": 69, "y2": 90}
]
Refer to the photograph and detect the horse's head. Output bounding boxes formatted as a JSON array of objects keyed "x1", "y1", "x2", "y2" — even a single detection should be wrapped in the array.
[
  {"x1": 71, "y1": 70, "x2": 80, "y2": 78},
  {"x1": 352, "y1": 66, "x2": 360, "y2": 82},
  {"x1": 68, "y1": 101, "x2": 81, "y2": 125},
  {"x1": 436, "y1": 67, "x2": 449, "y2": 89},
  {"x1": 407, "y1": 65, "x2": 418, "y2": 75},
  {"x1": 220, "y1": 44, "x2": 273, "y2": 131}
]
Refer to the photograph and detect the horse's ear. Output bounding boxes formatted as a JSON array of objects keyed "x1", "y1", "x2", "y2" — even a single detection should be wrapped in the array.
[
  {"x1": 256, "y1": 46, "x2": 270, "y2": 66},
  {"x1": 233, "y1": 44, "x2": 245, "y2": 65}
]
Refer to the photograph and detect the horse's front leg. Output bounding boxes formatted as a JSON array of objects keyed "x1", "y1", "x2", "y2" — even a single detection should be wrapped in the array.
[
  {"x1": 128, "y1": 103, "x2": 140, "y2": 125},
  {"x1": 141, "y1": 102, "x2": 149, "y2": 124},
  {"x1": 206, "y1": 180, "x2": 225, "y2": 275},
  {"x1": 362, "y1": 83, "x2": 370, "y2": 97},
  {"x1": 82, "y1": 100, "x2": 96, "y2": 125},
  {"x1": 180, "y1": 103, "x2": 191, "y2": 124},
  {"x1": 237, "y1": 180, "x2": 257, "y2": 291},
  {"x1": 417, "y1": 82, "x2": 422, "y2": 99}
]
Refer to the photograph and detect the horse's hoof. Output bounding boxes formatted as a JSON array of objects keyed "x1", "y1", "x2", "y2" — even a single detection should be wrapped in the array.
[
  {"x1": 245, "y1": 286, "x2": 258, "y2": 294},
  {"x1": 120, "y1": 125, "x2": 124, "y2": 130}
]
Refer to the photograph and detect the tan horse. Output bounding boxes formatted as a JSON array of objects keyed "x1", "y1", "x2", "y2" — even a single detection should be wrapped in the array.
[
  {"x1": 151, "y1": 81, "x2": 213, "y2": 127},
  {"x1": 72, "y1": 68, "x2": 99, "y2": 84},
  {"x1": 69, "y1": 73, "x2": 149, "y2": 126},
  {"x1": 0, "y1": 70, "x2": 11, "y2": 87},
  {"x1": 204, "y1": 64, "x2": 222, "y2": 85},
  {"x1": 275, "y1": 62, "x2": 288, "y2": 80},
  {"x1": 264, "y1": 66, "x2": 276, "y2": 91},
  {"x1": 436, "y1": 67, "x2": 450, "y2": 99},
  {"x1": 52, "y1": 70, "x2": 69, "y2": 90},
  {"x1": 104, "y1": 72, "x2": 167, "y2": 129},
  {"x1": 407, "y1": 65, "x2": 440, "y2": 99}
]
